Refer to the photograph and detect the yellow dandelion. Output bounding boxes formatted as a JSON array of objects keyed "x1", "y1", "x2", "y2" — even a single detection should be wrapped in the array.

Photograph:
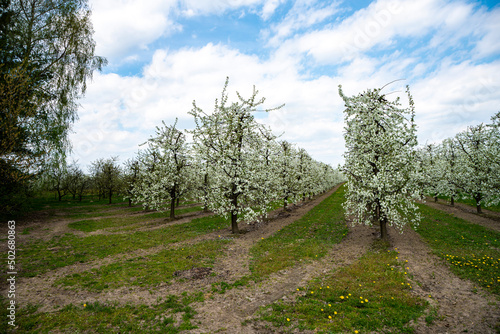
[
  {"x1": 365, "y1": 299, "x2": 368, "y2": 302},
  {"x1": 334, "y1": 311, "x2": 337, "y2": 315},
  {"x1": 328, "y1": 304, "x2": 331, "y2": 307},
  {"x1": 340, "y1": 296, "x2": 344, "y2": 299},
  {"x1": 84, "y1": 304, "x2": 86, "y2": 307},
  {"x1": 311, "y1": 291, "x2": 314, "y2": 294},
  {"x1": 287, "y1": 318, "x2": 290, "y2": 321},
  {"x1": 328, "y1": 315, "x2": 332, "y2": 319}
]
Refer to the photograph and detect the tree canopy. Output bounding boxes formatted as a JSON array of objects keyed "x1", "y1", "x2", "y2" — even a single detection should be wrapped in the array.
[{"x1": 1, "y1": 0, "x2": 106, "y2": 213}]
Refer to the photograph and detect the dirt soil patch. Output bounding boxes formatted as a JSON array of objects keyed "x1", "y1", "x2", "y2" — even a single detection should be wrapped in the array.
[
  {"x1": 390, "y1": 224, "x2": 500, "y2": 333},
  {"x1": 425, "y1": 198, "x2": 500, "y2": 232}
]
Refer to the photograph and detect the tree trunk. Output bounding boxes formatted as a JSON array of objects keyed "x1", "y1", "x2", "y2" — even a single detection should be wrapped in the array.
[
  {"x1": 283, "y1": 195, "x2": 288, "y2": 210},
  {"x1": 474, "y1": 194, "x2": 482, "y2": 214},
  {"x1": 176, "y1": 197, "x2": 180, "y2": 207},
  {"x1": 380, "y1": 218, "x2": 388, "y2": 240},
  {"x1": 434, "y1": 196, "x2": 438, "y2": 203},
  {"x1": 230, "y1": 186, "x2": 239, "y2": 234},
  {"x1": 450, "y1": 196, "x2": 454, "y2": 207},
  {"x1": 128, "y1": 198, "x2": 132, "y2": 207},
  {"x1": 376, "y1": 200, "x2": 388, "y2": 240},
  {"x1": 170, "y1": 197, "x2": 176, "y2": 219},
  {"x1": 108, "y1": 189, "x2": 112, "y2": 204},
  {"x1": 231, "y1": 212, "x2": 239, "y2": 234}
]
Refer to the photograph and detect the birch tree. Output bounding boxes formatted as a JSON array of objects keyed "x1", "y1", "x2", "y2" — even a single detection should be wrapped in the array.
[{"x1": 339, "y1": 84, "x2": 421, "y2": 240}]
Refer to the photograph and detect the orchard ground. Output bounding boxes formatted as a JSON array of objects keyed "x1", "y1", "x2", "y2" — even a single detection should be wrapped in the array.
[{"x1": 1, "y1": 185, "x2": 500, "y2": 333}]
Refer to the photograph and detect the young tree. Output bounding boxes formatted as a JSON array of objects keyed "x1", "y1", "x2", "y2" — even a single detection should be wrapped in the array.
[
  {"x1": 276, "y1": 140, "x2": 301, "y2": 209},
  {"x1": 339, "y1": 84, "x2": 421, "y2": 240},
  {"x1": 132, "y1": 119, "x2": 192, "y2": 219},
  {"x1": 453, "y1": 123, "x2": 497, "y2": 213},
  {"x1": 123, "y1": 158, "x2": 140, "y2": 207},
  {"x1": 189, "y1": 78, "x2": 283, "y2": 233},
  {"x1": 44, "y1": 155, "x2": 68, "y2": 201},
  {"x1": 90, "y1": 157, "x2": 122, "y2": 204},
  {"x1": 417, "y1": 144, "x2": 447, "y2": 202},
  {"x1": 66, "y1": 161, "x2": 88, "y2": 201}
]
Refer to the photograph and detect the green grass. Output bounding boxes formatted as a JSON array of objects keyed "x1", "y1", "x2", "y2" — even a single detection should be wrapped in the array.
[
  {"x1": 257, "y1": 247, "x2": 426, "y2": 333},
  {"x1": 249, "y1": 184, "x2": 348, "y2": 280},
  {"x1": 68, "y1": 206, "x2": 203, "y2": 232},
  {"x1": 18, "y1": 214, "x2": 230, "y2": 277},
  {"x1": 434, "y1": 194, "x2": 500, "y2": 213},
  {"x1": 417, "y1": 203, "x2": 500, "y2": 295},
  {"x1": 28, "y1": 193, "x2": 128, "y2": 211},
  {"x1": 4, "y1": 292, "x2": 204, "y2": 333},
  {"x1": 55, "y1": 239, "x2": 230, "y2": 291}
]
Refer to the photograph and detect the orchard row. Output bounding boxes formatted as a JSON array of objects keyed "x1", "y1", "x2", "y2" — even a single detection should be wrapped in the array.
[
  {"x1": 417, "y1": 112, "x2": 500, "y2": 213},
  {"x1": 39, "y1": 79, "x2": 344, "y2": 233}
]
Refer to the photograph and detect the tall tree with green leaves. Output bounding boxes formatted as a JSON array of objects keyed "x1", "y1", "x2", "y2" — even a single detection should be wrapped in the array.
[
  {"x1": 0, "y1": 0, "x2": 105, "y2": 213},
  {"x1": 339, "y1": 84, "x2": 421, "y2": 240}
]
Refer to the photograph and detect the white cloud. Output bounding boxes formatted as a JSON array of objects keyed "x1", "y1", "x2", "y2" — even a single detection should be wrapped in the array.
[
  {"x1": 264, "y1": 0, "x2": 341, "y2": 47},
  {"x1": 90, "y1": 0, "x2": 180, "y2": 61},
  {"x1": 73, "y1": 0, "x2": 500, "y2": 169},
  {"x1": 261, "y1": 0, "x2": 286, "y2": 20},
  {"x1": 273, "y1": 0, "x2": 493, "y2": 65}
]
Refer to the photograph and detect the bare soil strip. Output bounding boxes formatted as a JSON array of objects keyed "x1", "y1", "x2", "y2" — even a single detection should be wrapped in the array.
[
  {"x1": 424, "y1": 199, "x2": 500, "y2": 232},
  {"x1": 390, "y1": 225, "x2": 500, "y2": 333}
]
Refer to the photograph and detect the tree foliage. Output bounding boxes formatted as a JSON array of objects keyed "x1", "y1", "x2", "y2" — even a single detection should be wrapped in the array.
[
  {"x1": 89, "y1": 157, "x2": 121, "y2": 204},
  {"x1": 339, "y1": 84, "x2": 421, "y2": 239},
  {"x1": 130, "y1": 119, "x2": 192, "y2": 219},
  {"x1": 419, "y1": 112, "x2": 500, "y2": 213},
  {"x1": 0, "y1": 0, "x2": 105, "y2": 213},
  {"x1": 189, "y1": 78, "x2": 283, "y2": 233}
]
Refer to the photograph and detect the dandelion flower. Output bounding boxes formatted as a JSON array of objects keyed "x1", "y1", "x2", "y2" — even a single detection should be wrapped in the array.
[
  {"x1": 328, "y1": 315, "x2": 332, "y2": 319},
  {"x1": 340, "y1": 296, "x2": 344, "y2": 299}
]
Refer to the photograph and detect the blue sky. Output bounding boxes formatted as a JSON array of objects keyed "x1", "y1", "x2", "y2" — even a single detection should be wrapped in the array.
[{"x1": 70, "y1": 0, "x2": 500, "y2": 169}]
